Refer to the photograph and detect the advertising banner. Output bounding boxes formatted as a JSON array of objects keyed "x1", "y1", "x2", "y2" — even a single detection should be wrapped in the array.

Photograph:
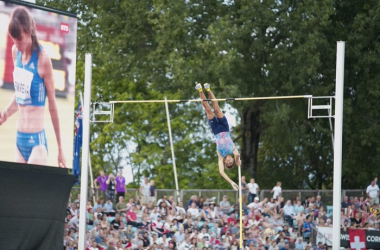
[{"x1": 0, "y1": 0, "x2": 77, "y2": 168}]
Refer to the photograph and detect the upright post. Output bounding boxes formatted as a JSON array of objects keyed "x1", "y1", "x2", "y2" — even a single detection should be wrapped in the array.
[
  {"x1": 164, "y1": 97, "x2": 180, "y2": 201},
  {"x1": 332, "y1": 42, "x2": 345, "y2": 250},
  {"x1": 78, "y1": 53, "x2": 92, "y2": 250}
]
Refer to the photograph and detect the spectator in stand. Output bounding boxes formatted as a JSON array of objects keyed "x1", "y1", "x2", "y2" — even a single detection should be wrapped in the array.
[
  {"x1": 186, "y1": 195, "x2": 199, "y2": 209},
  {"x1": 70, "y1": 202, "x2": 79, "y2": 217},
  {"x1": 110, "y1": 213, "x2": 123, "y2": 231},
  {"x1": 294, "y1": 200, "x2": 304, "y2": 215},
  {"x1": 271, "y1": 181, "x2": 282, "y2": 200},
  {"x1": 151, "y1": 215, "x2": 165, "y2": 236},
  {"x1": 313, "y1": 242, "x2": 323, "y2": 250},
  {"x1": 247, "y1": 178, "x2": 259, "y2": 204},
  {"x1": 115, "y1": 170, "x2": 126, "y2": 202},
  {"x1": 188, "y1": 202, "x2": 200, "y2": 219},
  {"x1": 220, "y1": 195, "x2": 231, "y2": 214},
  {"x1": 341, "y1": 195, "x2": 351, "y2": 212},
  {"x1": 294, "y1": 237, "x2": 305, "y2": 250},
  {"x1": 104, "y1": 198, "x2": 114, "y2": 214},
  {"x1": 126, "y1": 205, "x2": 143, "y2": 228},
  {"x1": 241, "y1": 175, "x2": 248, "y2": 205},
  {"x1": 366, "y1": 180, "x2": 380, "y2": 205},
  {"x1": 93, "y1": 198, "x2": 104, "y2": 212},
  {"x1": 315, "y1": 195, "x2": 323, "y2": 210},
  {"x1": 302, "y1": 215, "x2": 315, "y2": 241},
  {"x1": 106, "y1": 173, "x2": 116, "y2": 203},
  {"x1": 94, "y1": 170, "x2": 108, "y2": 200},
  {"x1": 157, "y1": 195, "x2": 171, "y2": 207},
  {"x1": 283, "y1": 200, "x2": 296, "y2": 228},
  {"x1": 140, "y1": 177, "x2": 151, "y2": 205},
  {"x1": 115, "y1": 196, "x2": 128, "y2": 215},
  {"x1": 149, "y1": 179, "x2": 157, "y2": 203}
]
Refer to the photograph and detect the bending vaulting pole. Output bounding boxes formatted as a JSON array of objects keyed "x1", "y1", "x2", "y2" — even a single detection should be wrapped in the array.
[
  {"x1": 238, "y1": 166, "x2": 243, "y2": 250},
  {"x1": 110, "y1": 95, "x2": 312, "y2": 104},
  {"x1": 332, "y1": 42, "x2": 345, "y2": 250},
  {"x1": 78, "y1": 53, "x2": 92, "y2": 250},
  {"x1": 165, "y1": 97, "x2": 180, "y2": 201}
]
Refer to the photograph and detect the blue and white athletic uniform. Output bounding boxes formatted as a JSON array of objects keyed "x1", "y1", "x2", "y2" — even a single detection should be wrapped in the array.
[{"x1": 13, "y1": 47, "x2": 48, "y2": 161}]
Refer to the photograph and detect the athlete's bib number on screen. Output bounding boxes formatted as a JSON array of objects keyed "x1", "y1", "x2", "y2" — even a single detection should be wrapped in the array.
[{"x1": 13, "y1": 67, "x2": 33, "y2": 105}]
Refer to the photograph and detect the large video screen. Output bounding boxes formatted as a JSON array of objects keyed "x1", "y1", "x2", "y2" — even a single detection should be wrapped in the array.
[{"x1": 0, "y1": 1, "x2": 77, "y2": 168}]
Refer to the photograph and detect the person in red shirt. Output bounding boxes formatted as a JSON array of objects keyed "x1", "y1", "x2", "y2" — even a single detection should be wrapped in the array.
[
  {"x1": 227, "y1": 213, "x2": 237, "y2": 226},
  {"x1": 126, "y1": 205, "x2": 142, "y2": 228}
]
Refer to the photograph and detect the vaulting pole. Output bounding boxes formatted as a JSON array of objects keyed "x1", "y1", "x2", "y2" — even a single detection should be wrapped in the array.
[{"x1": 238, "y1": 165, "x2": 243, "y2": 250}]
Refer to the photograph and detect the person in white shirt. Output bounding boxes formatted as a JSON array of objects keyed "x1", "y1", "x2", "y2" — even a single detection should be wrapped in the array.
[
  {"x1": 187, "y1": 202, "x2": 200, "y2": 218},
  {"x1": 366, "y1": 181, "x2": 380, "y2": 205},
  {"x1": 150, "y1": 206, "x2": 161, "y2": 221},
  {"x1": 271, "y1": 181, "x2": 282, "y2": 200},
  {"x1": 247, "y1": 178, "x2": 259, "y2": 205},
  {"x1": 283, "y1": 200, "x2": 296, "y2": 228},
  {"x1": 179, "y1": 236, "x2": 191, "y2": 250},
  {"x1": 140, "y1": 178, "x2": 151, "y2": 205},
  {"x1": 197, "y1": 228, "x2": 210, "y2": 241},
  {"x1": 174, "y1": 228, "x2": 185, "y2": 244}
]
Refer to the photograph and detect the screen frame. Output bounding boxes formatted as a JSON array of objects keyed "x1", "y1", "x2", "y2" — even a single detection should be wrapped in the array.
[{"x1": 1, "y1": 0, "x2": 77, "y2": 18}]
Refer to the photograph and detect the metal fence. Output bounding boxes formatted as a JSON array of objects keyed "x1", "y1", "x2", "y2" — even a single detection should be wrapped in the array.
[{"x1": 70, "y1": 187, "x2": 366, "y2": 206}]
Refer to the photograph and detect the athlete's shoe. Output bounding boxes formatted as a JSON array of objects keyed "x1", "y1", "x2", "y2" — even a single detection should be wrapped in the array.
[
  {"x1": 195, "y1": 83, "x2": 203, "y2": 92},
  {"x1": 204, "y1": 83, "x2": 211, "y2": 91}
]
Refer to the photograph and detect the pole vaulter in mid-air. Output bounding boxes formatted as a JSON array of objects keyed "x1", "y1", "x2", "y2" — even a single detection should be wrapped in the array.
[{"x1": 195, "y1": 83, "x2": 241, "y2": 190}]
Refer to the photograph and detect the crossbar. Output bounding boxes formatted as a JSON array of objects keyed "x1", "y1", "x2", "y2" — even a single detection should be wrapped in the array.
[{"x1": 110, "y1": 95, "x2": 312, "y2": 104}]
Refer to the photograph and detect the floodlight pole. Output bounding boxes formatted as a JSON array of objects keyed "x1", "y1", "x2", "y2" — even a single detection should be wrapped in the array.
[
  {"x1": 78, "y1": 53, "x2": 92, "y2": 250},
  {"x1": 332, "y1": 42, "x2": 345, "y2": 250}
]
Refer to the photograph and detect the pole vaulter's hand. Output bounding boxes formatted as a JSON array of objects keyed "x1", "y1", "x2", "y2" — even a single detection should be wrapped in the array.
[{"x1": 231, "y1": 182, "x2": 239, "y2": 191}]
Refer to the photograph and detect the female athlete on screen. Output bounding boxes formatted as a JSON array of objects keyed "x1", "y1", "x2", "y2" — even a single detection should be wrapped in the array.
[
  {"x1": 0, "y1": 6, "x2": 65, "y2": 167},
  {"x1": 195, "y1": 83, "x2": 241, "y2": 190}
]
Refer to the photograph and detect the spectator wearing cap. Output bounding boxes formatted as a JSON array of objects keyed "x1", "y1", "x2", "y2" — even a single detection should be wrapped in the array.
[
  {"x1": 157, "y1": 195, "x2": 171, "y2": 207},
  {"x1": 219, "y1": 195, "x2": 231, "y2": 214},
  {"x1": 94, "y1": 170, "x2": 108, "y2": 200},
  {"x1": 126, "y1": 205, "x2": 143, "y2": 228}
]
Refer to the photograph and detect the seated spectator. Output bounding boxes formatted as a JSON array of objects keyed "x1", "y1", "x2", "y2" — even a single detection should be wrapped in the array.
[
  {"x1": 295, "y1": 237, "x2": 305, "y2": 250},
  {"x1": 302, "y1": 215, "x2": 315, "y2": 240},
  {"x1": 115, "y1": 196, "x2": 128, "y2": 214},
  {"x1": 188, "y1": 202, "x2": 200, "y2": 219},
  {"x1": 186, "y1": 195, "x2": 199, "y2": 210},
  {"x1": 157, "y1": 195, "x2": 171, "y2": 207},
  {"x1": 294, "y1": 200, "x2": 304, "y2": 215},
  {"x1": 104, "y1": 198, "x2": 115, "y2": 214},
  {"x1": 219, "y1": 195, "x2": 231, "y2": 214},
  {"x1": 110, "y1": 213, "x2": 124, "y2": 231},
  {"x1": 151, "y1": 215, "x2": 165, "y2": 236},
  {"x1": 341, "y1": 196, "x2": 351, "y2": 211},
  {"x1": 126, "y1": 206, "x2": 143, "y2": 228}
]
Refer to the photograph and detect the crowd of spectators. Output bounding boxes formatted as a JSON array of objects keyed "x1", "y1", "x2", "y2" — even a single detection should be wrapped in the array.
[{"x1": 63, "y1": 173, "x2": 380, "y2": 250}]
